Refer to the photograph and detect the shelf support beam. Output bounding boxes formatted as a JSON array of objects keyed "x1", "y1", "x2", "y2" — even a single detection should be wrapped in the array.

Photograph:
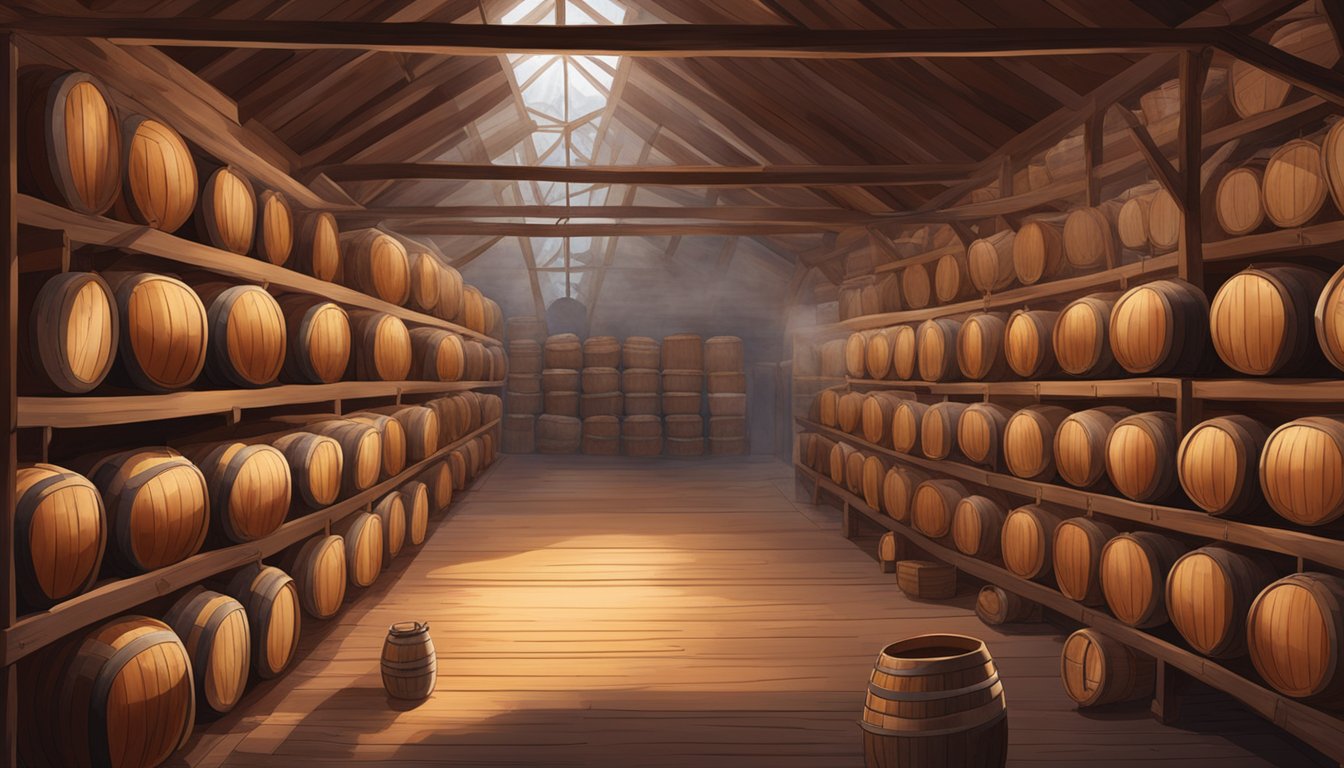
[
  {"x1": 1, "y1": 33, "x2": 16, "y2": 768},
  {"x1": 1178, "y1": 47, "x2": 1211, "y2": 289}
]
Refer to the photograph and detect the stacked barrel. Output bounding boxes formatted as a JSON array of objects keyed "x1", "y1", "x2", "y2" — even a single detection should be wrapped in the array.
[
  {"x1": 663, "y1": 333, "x2": 706, "y2": 457},
  {"x1": 622, "y1": 336, "x2": 664, "y2": 456},
  {"x1": 706, "y1": 336, "x2": 748, "y2": 455},
  {"x1": 581, "y1": 336, "x2": 623, "y2": 456},
  {"x1": 502, "y1": 316, "x2": 546, "y2": 453},
  {"x1": 538, "y1": 333, "x2": 583, "y2": 454}
]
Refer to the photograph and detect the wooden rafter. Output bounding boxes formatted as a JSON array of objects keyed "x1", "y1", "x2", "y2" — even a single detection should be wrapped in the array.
[
  {"x1": 311, "y1": 161, "x2": 978, "y2": 185},
  {"x1": 337, "y1": 204, "x2": 899, "y2": 225}
]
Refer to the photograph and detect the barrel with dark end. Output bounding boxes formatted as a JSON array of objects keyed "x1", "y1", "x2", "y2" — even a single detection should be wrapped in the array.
[
  {"x1": 1052, "y1": 517, "x2": 1118, "y2": 605},
  {"x1": 1060, "y1": 629, "x2": 1155, "y2": 707},
  {"x1": 967, "y1": 229, "x2": 1017, "y2": 293},
  {"x1": 19, "y1": 69, "x2": 121, "y2": 215},
  {"x1": 401, "y1": 480, "x2": 430, "y2": 546},
  {"x1": 117, "y1": 115, "x2": 196, "y2": 232},
  {"x1": 373, "y1": 491, "x2": 407, "y2": 562},
  {"x1": 348, "y1": 310, "x2": 412, "y2": 381},
  {"x1": 1003, "y1": 405, "x2": 1070, "y2": 481},
  {"x1": 223, "y1": 563, "x2": 300, "y2": 680},
  {"x1": 844, "y1": 331, "x2": 871, "y2": 379},
  {"x1": 104, "y1": 271, "x2": 208, "y2": 393},
  {"x1": 1177, "y1": 416, "x2": 1270, "y2": 518},
  {"x1": 1054, "y1": 292, "x2": 1123, "y2": 377},
  {"x1": 1105, "y1": 411, "x2": 1180, "y2": 502},
  {"x1": 662, "y1": 333, "x2": 704, "y2": 370},
  {"x1": 976, "y1": 585, "x2": 1038, "y2": 625},
  {"x1": 1109, "y1": 279, "x2": 1210, "y2": 375},
  {"x1": 956, "y1": 313, "x2": 1008, "y2": 381},
  {"x1": 1100, "y1": 531, "x2": 1186, "y2": 628},
  {"x1": 864, "y1": 328, "x2": 900, "y2": 380},
  {"x1": 920, "y1": 401, "x2": 967, "y2": 460},
  {"x1": 1001, "y1": 504, "x2": 1066, "y2": 581},
  {"x1": 277, "y1": 294, "x2": 350, "y2": 384},
  {"x1": 86, "y1": 447, "x2": 208, "y2": 574},
  {"x1": 1167, "y1": 546, "x2": 1277, "y2": 658},
  {"x1": 344, "y1": 229, "x2": 411, "y2": 305},
  {"x1": 837, "y1": 391, "x2": 866, "y2": 435},
  {"x1": 1210, "y1": 265, "x2": 1327, "y2": 375},
  {"x1": 193, "y1": 281, "x2": 287, "y2": 388},
  {"x1": 1246, "y1": 573, "x2": 1344, "y2": 703},
  {"x1": 271, "y1": 431, "x2": 342, "y2": 509},
  {"x1": 911, "y1": 478, "x2": 967, "y2": 539},
  {"x1": 952, "y1": 495, "x2": 1006, "y2": 559},
  {"x1": 296, "y1": 211, "x2": 341, "y2": 282},
  {"x1": 1261, "y1": 416, "x2": 1344, "y2": 526},
  {"x1": 917, "y1": 318, "x2": 961, "y2": 382},
  {"x1": 1215, "y1": 165, "x2": 1266, "y2": 236},
  {"x1": 890, "y1": 400, "x2": 928, "y2": 455},
  {"x1": 186, "y1": 441, "x2": 292, "y2": 544},
  {"x1": 164, "y1": 587, "x2": 250, "y2": 715},
  {"x1": 860, "y1": 455, "x2": 889, "y2": 511},
  {"x1": 286, "y1": 534, "x2": 347, "y2": 620},
  {"x1": 1054, "y1": 406, "x2": 1134, "y2": 489},
  {"x1": 877, "y1": 532, "x2": 899, "y2": 573},
  {"x1": 15, "y1": 463, "x2": 105, "y2": 610},
  {"x1": 196, "y1": 165, "x2": 256, "y2": 255},
  {"x1": 1263, "y1": 138, "x2": 1330, "y2": 228},
  {"x1": 254, "y1": 189, "x2": 293, "y2": 266},
  {"x1": 382, "y1": 621, "x2": 437, "y2": 700},
  {"x1": 335, "y1": 511, "x2": 384, "y2": 589},
  {"x1": 21, "y1": 271, "x2": 119, "y2": 394},
  {"x1": 537, "y1": 414, "x2": 582, "y2": 454},
  {"x1": 881, "y1": 465, "x2": 929, "y2": 523},
  {"x1": 890, "y1": 325, "x2": 918, "y2": 380},
  {"x1": 934, "y1": 251, "x2": 975, "y2": 303},
  {"x1": 1004, "y1": 309, "x2": 1058, "y2": 378},
  {"x1": 957, "y1": 402, "x2": 1013, "y2": 468},
  {"x1": 860, "y1": 634, "x2": 1008, "y2": 768},
  {"x1": 348, "y1": 412, "x2": 407, "y2": 478}
]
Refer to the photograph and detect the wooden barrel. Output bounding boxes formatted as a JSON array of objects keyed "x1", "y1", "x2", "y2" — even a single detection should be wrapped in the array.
[
  {"x1": 380, "y1": 405, "x2": 440, "y2": 462},
  {"x1": 104, "y1": 271, "x2": 208, "y2": 392},
  {"x1": 837, "y1": 391, "x2": 866, "y2": 434},
  {"x1": 916, "y1": 317, "x2": 961, "y2": 382},
  {"x1": 584, "y1": 391, "x2": 626, "y2": 419},
  {"x1": 542, "y1": 368, "x2": 580, "y2": 394},
  {"x1": 860, "y1": 455, "x2": 889, "y2": 510},
  {"x1": 1247, "y1": 572, "x2": 1344, "y2": 702},
  {"x1": 253, "y1": 189, "x2": 293, "y2": 266},
  {"x1": 864, "y1": 328, "x2": 899, "y2": 380},
  {"x1": 877, "y1": 531, "x2": 899, "y2": 573},
  {"x1": 271, "y1": 431, "x2": 342, "y2": 509},
  {"x1": 544, "y1": 334, "x2": 583, "y2": 369},
  {"x1": 976, "y1": 585, "x2": 1036, "y2": 625},
  {"x1": 164, "y1": 587, "x2": 250, "y2": 715},
  {"x1": 580, "y1": 335, "x2": 620, "y2": 368},
  {"x1": 15, "y1": 463, "x2": 105, "y2": 610},
  {"x1": 890, "y1": 400, "x2": 928, "y2": 454},
  {"x1": 1108, "y1": 280, "x2": 1209, "y2": 375},
  {"x1": 622, "y1": 336, "x2": 660, "y2": 368},
  {"x1": 1001, "y1": 504, "x2": 1065, "y2": 581},
  {"x1": 22, "y1": 271, "x2": 118, "y2": 393},
  {"x1": 956, "y1": 313, "x2": 1007, "y2": 381},
  {"x1": 1216, "y1": 164, "x2": 1266, "y2": 236},
  {"x1": 1263, "y1": 138, "x2": 1331, "y2": 228},
  {"x1": 967, "y1": 230, "x2": 1017, "y2": 293},
  {"x1": 1261, "y1": 416, "x2": 1344, "y2": 526},
  {"x1": 448, "y1": 449, "x2": 468, "y2": 490},
  {"x1": 187, "y1": 442, "x2": 291, "y2": 544},
  {"x1": 1105, "y1": 411, "x2": 1179, "y2": 502},
  {"x1": 348, "y1": 310, "x2": 411, "y2": 381},
  {"x1": 1325, "y1": 119, "x2": 1344, "y2": 215},
  {"x1": 373, "y1": 491, "x2": 407, "y2": 562},
  {"x1": 620, "y1": 391, "x2": 657, "y2": 417},
  {"x1": 344, "y1": 229, "x2": 410, "y2": 305},
  {"x1": 192, "y1": 281, "x2": 287, "y2": 388},
  {"x1": 287, "y1": 534, "x2": 346, "y2": 620},
  {"x1": 430, "y1": 264, "x2": 461, "y2": 323},
  {"x1": 1053, "y1": 292, "x2": 1121, "y2": 377},
  {"x1": 1054, "y1": 406, "x2": 1133, "y2": 489},
  {"x1": 86, "y1": 447, "x2": 208, "y2": 573},
  {"x1": 117, "y1": 115, "x2": 196, "y2": 232},
  {"x1": 708, "y1": 371, "x2": 745, "y2": 395},
  {"x1": 582, "y1": 415, "x2": 621, "y2": 456},
  {"x1": 881, "y1": 465, "x2": 929, "y2": 523},
  {"x1": 952, "y1": 495, "x2": 1006, "y2": 559},
  {"x1": 901, "y1": 263, "x2": 932, "y2": 309},
  {"x1": 934, "y1": 251, "x2": 975, "y2": 303},
  {"x1": 818, "y1": 338, "x2": 847, "y2": 378},
  {"x1": 622, "y1": 368, "x2": 660, "y2": 396},
  {"x1": 818, "y1": 389, "x2": 841, "y2": 428},
  {"x1": 19, "y1": 69, "x2": 121, "y2": 215},
  {"x1": 957, "y1": 402, "x2": 1012, "y2": 468},
  {"x1": 536, "y1": 414, "x2": 581, "y2": 454},
  {"x1": 584, "y1": 366, "x2": 622, "y2": 393},
  {"x1": 349, "y1": 412, "x2": 407, "y2": 478},
  {"x1": 335, "y1": 511, "x2": 384, "y2": 589},
  {"x1": 1144, "y1": 188, "x2": 1181, "y2": 252},
  {"x1": 420, "y1": 459, "x2": 453, "y2": 513},
  {"x1": 1003, "y1": 309, "x2": 1058, "y2": 379},
  {"x1": 860, "y1": 634, "x2": 1008, "y2": 768},
  {"x1": 1117, "y1": 190, "x2": 1157, "y2": 250},
  {"x1": 401, "y1": 251, "x2": 442, "y2": 314},
  {"x1": 844, "y1": 331, "x2": 870, "y2": 378},
  {"x1": 276, "y1": 294, "x2": 350, "y2": 384},
  {"x1": 1100, "y1": 531, "x2": 1186, "y2": 627},
  {"x1": 704, "y1": 336, "x2": 743, "y2": 372},
  {"x1": 196, "y1": 165, "x2": 256, "y2": 255},
  {"x1": 1063, "y1": 203, "x2": 1120, "y2": 270},
  {"x1": 1177, "y1": 416, "x2": 1270, "y2": 518},
  {"x1": 920, "y1": 401, "x2": 966, "y2": 460},
  {"x1": 454, "y1": 285, "x2": 487, "y2": 333},
  {"x1": 296, "y1": 211, "x2": 341, "y2": 281},
  {"x1": 662, "y1": 333, "x2": 704, "y2": 370},
  {"x1": 861, "y1": 392, "x2": 904, "y2": 446},
  {"x1": 19, "y1": 616, "x2": 194, "y2": 768},
  {"x1": 911, "y1": 478, "x2": 967, "y2": 539},
  {"x1": 1052, "y1": 517, "x2": 1118, "y2": 605},
  {"x1": 1002, "y1": 405, "x2": 1070, "y2": 481},
  {"x1": 1231, "y1": 18, "x2": 1339, "y2": 118},
  {"x1": 1210, "y1": 265, "x2": 1327, "y2": 375},
  {"x1": 1060, "y1": 629, "x2": 1155, "y2": 707},
  {"x1": 223, "y1": 563, "x2": 300, "y2": 680},
  {"x1": 400, "y1": 480, "x2": 430, "y2": 546},
  {"x1": 310, "y1": 419, "x2": 382, "y2": 495},
  {"x1": 621, "y1": 415, "x2": 663, "y2": 456},
  {"x1": 829, "y1": 442, "x2": 859, "y2": 488},
  {"x1": 502, "y1": 414, "x2": 536, "y2": 453},
  {"x1": 1315, "y1": 263, "x2": 1344, "y2": 374},
  {"x1": 510, "y1": 339, "x2": 543, "y2": 375},
  {"x1": 1167, "y1": 546, "x2": 1276, "y2": 658},
  {"x1": 1013, "y1": 217, "x2": 1066, "y2": 285},
  {"x1": 408, "y1": 328, "x2": 465, "y2": 382},
  {"x1": 382, "y1": 621, "x2": 437, "y2": 700}
]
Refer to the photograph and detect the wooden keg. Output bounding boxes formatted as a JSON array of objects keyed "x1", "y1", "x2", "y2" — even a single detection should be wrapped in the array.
[
  {"x1": 196, "y1": 165, "x2": 256, "y2": 255},
  {"x1": 1003, "y1": 309, "x2": 1058, "y2": 378},
  {"x1": 707, "y1": 392, "x2": 745, "y2": 418},
  {"x1": 1167, "y1": 546, "x2": 1276, "y2": 658},
  {"x1": 1216, "y1": 164, "x2": 1267, "y2": 236},
  {"x1": 1261, "y1": 416, "x2": 1344, "y2": 526},
  {"x1": 21, "y1": 271, "x2": 118, "y2": 393},
  {"x1": 86, "y1": 447, "x2": 208, "y2": 574},
  {"x1": 661, "y1": 391, "x2": 699, "y2": 416},
  {"x1": 1231, "y1": 19, "x2": 1338, "y2": 118},
  {"x1": 296, "y1": 211, "x2": 341, "y2": 281},
  {"x1": 252, "y1": 189, "x2": 294, "y2": 266},
  {"x1": 400, "y1": 251, "x2": 442, "y2": 314},
  {"x1": 1314, "y1": 264, "x2": 1344, "y2": 373},
  {"x1": 708, "y1": 416, "x2": 747, "y2": 455},
  {"x1": 708, "y1": 371, "x2": 746, "y2": 395},
  {"x1": 1100, "y1": 531, "x2": 1186, "y2": 627},
  {"x1": 407, "y1": 328, "x2": 464, "y2": 382},
  {"x1": 349, "y1": 412, "x2": 407, "y2": 477},
  {"x1": 117, "y1": 115, "x2": 196, "y2": 232},
  {"x1": 192, "y1": 281, "x2": 287, "y2": 387},
  {"x1": 621, "y1": 415, "x2": 663, "y2": 457},
  {"x1": 934, "y1": 251, "x2": 975, "y2": 303},
  {"x1": 224, "y1": 563, "x2": 300, "y2": 679},
  {"x1": 920, "y1": 401, "x2": 967, "y2": 460},
  {"x1": 818, "y1": 389, "x2": 841, "y2": 428},
  {"x1": 861, "y1": 392, "x2": 905, "y2": 446},
  {"x1": 665, "y1": 434, "x2": 705, "y2": 457},
  {"x1": 348, "y1": 310, "x2": 411, "y2": 381},
  {"x1": 381, "y1": 621, "x2": 437, "y2": 700},
  {"x1": 1001, "y1": 504, "x2": 1065, "y2": 581},
  {"x1": 624, "y1": 392, "x2": 660, "y2": 418},
  {"x1": 881, "y1": 465, "x2": 929, "y2": 523},
  {"x1": 967, "y1": 230, "x2": 1017, "y2": 293},
  {"x1": 164, "y1": 587, "x2": 250, "y2": 715},
  {"x1": 1052, "y1": 517, "x2": 1118, "y2": 605},
  {"x1": 1108, "y1": 279, "x2": 1209, "y2": 374},
  {"x1": 437, "y1": 263, "x2": 464, "y2": 321},
  {"x1": 1117, "y1": 189, "x2": 1157, "y2": 250},
  {"x1": 461, "y1": 340, "x2": 491, "y2": 381},
  {"x1": 1145, "y1": 188, "x2": 1181, "y2": 252},
  {"x1": 890, "y1": 325, "x2": 918, "y2": 381},
  {"x1": 860, "y1": 634, "x2": 1007, "y2": 768},
  {"x1": 916, "y1": 317, "x2": 961, "y2": 382},
  {"x1": 19, "y1": 616, "x2": 193, "y2": 768},
  {"x1": 877, "y1": 531, "x2": 899, "y2": 573},
  {"x1": 860, "y1": 455, "x2": 889, "y2": 510},
  {"x1": 704, "y1": 336, "x2": 743, "y2": 372},
  {"x1": 864, "y1": 327, "x2": 899, "y2": 380},
  {"x1": 309, "y1": 419, "x2": 382, "y2": 496},
  {"x1": 502, "y1": 414, "x2": 536, "y2": 453},
  {"x1": 956, "y1": 313, "x2": 1007, "y2": 381},
  {"x1": 1063, "y1": 202, "x2": 1120, "y2": 270},
  {"x1": 976, "y1": 585, "x2": 1037, "y2": 625},
  {"x1": 544, "y1": 333, "x2": 583, "y2": 369},
  {"x1": 951, "y1": 495, "x2": 1006, "y2": 559},
  {"x1": 1177, "y1": 416, "x2": 1270, "y2": 517},
  {"x1": 911, "y1": 478, "x2": 967, "y2": 539},
  {"x1": 837, "y1": 391, "x2": 865, "y2": 434},
  {"x1": 1105, "y1": 411, "x2": 1180, "y2": 502},
  {"x1": 334, "y1": 511, "x2": 384, "y2": 589},
  {"x1": 957, "y1": 402, "x2": 1013, "y2": 468},
  {"x1": 1247, "y1": 572, "x2": 1344, "y2": 702},
  {"x1": 1263, "y1": 138, "x2": 1331, "y2": 227},
  {"x1": 187, "y1": 442, "x2": 291, "y2": 544},
  {"x1": 447, "y1": 449, "x2": 468, "y2": 490},
  {"x1": 536, "y1": 414, "x2": 581, "y2": 454},
  {"x1": 890, "y1": 400, "x2": 928, "y2": 454},
  {"x1": 1013, "y1": 217, "x2": 1066, "y2": 285},
  {"x1": 1325, "y1": 120, "x2": 1344, "y2": 216},
  {"x1": 400, "y1": 480, "x2": 430, "y2": 546},
  {"x1": 1210, "y1": 265, "x2": 1327, "y2": 375},
  {"x1": 15, "y1": 463, "x2": 105, "y2": 609},
  {"x1": 583, "y1": 335, "x2": 622, "y2": 368},
  {"x1": 376, "y1": 405, "x2": 440, "y2": 462},
  {"x1": 344, "y1": 229, "x2": 411, "y2": 305},
  {"x1": 581, "y1": 415, "x2": 621, "y2": 456},
  {"x1": 421, "y1": 459, "x2": 453, "y2": 513},
  {"x1": 622, "y1": 336, "x2": 660, "y2": 368},
  {"x1": 662, "y1": 333, "x2": 704, "y2": 370},
  {"x1": 829, "y1": 442, "x2": 859, "y2": 488},
  {"x1": 286, "y1": 534, "x2": 347, "y2": 620},
  {"x1": 1060, "y1": 629, "x2": 1155, "y2": 707},
  {"x1": 901, "y1": 263, "x2": 932, "y2": 309},
  {"x1": 104, "y1": 271, "x2": 208, "y2": 392},
  {"x1": 373, "y1": 491, "x2": 407, "y2": 562},
  {"x1": 1003, "y1": 405, "x2": 1070, "y2": 481},
  {"x1": 275, "y1": 294, "x2": 350, "y2": 384},
  {"x1": 583, "y1": 366, "x2": 621, "y2": 394},
  {"x1": 844, "y1": 331, "x2": 870, "y2": 379},
  {"x1": 19, "y1": 69, "x2": 121, "y2": 214},
  {"x1": 1053, "y1": 292, "x2": 1122, "y2": 377},
  {"x1": 454, "y1": 285, "x2": 487, "y2": 333},
  {"x1": 1054, "y1": 406, "x2": 1134, "y2": 489},
  {"x1": 510, "y1": 339, "x2": 543, "y2": 375},
  {"x1": 270, "y1": 432, "x2": 341, "y2": 509},
  {"x1": 818, "y1": 338, "x2": 847, "y2": 378}
]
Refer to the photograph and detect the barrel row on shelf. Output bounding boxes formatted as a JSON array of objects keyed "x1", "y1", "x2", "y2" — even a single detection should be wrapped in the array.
[
  {"x1": 20, "y1": 67, "x2": 502, "y2": 337},
  {"x1": 15, "y1": 425, "x2": 500, "y2": 768},
  {"x1": 24, "y1": 268, "x2": 507, "y2": 396},
  {"x1": 800, "y1": 436, "x2": 1344, "y2": 710}
]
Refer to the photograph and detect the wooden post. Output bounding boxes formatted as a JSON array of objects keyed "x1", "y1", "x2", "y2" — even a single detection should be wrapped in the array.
[
  {"x1": 1, "y1": 33, "x2": 17, "y2": 768},
  {"x1": 1177, "y1": 48, "x2": 1210, "y2": 289},
  {"x1": 1151, "y1": 658, "x2": 1187, "y2": 725},
  {"x1": 1084, "y1": 112, "x2": 1102, "y2": 207}
]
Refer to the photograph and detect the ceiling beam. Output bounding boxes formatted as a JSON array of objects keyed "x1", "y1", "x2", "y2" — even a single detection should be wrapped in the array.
[
  {"x1": 392, "y1": 221, "x2": 853, "y2": 236},
  {"x1": 336, "y1": 204, "x2": 894, "y2": 226}
]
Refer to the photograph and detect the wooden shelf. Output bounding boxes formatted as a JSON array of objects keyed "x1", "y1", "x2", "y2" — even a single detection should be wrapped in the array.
[
  {"x1": 847, "y1": 377, "x2": 1181, "y2": 399},
  {"x1": 18, "y1": 380, "x2": 504, "y2": 429},
  {"x1": 1204, "y1": 218, "x2": 1344, "y2": 264},
  {"x1": 794, "y1": 418, "x2": 1344, "y2": 570},
  {"x1": 796, "y1": 463, "x2": 1344, "y2": 766},
  {"x1": 17, "y1": 195, "x2": 501, "y2": 347},
  {"x1": 0, "y1": 418, "x2": 500, "y2": 667}
]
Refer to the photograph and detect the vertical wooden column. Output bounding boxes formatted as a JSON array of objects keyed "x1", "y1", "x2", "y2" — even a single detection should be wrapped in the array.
[
  {"x1": 1083, "y1": 113, "x2": 1102, "y2": 207},
  {"x1": 0, "y1": 33, "x2": 17, "y2": 768},
  {"x1": 1177, "y1": 48, "x2": 1210, "y2": 290}
]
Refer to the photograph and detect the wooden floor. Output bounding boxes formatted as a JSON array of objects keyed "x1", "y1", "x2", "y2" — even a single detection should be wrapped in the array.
[{"x1": 174, "y1": 455, "x2": 1330, "y2": 767}]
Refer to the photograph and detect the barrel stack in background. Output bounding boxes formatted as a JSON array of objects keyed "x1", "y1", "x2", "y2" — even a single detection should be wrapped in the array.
[
  {"x1": 538, "y1": 333, "x2": 582, "y2": 454},
  {"x1": 706, "y1": 336, "x2": 748, "y2": 455},
  {"x1": 662, "y1": 333, "x2": 706, "y2": 457},
  {"x1": 581, "y1": 336, "x2": 623, "y2": 456},
  {"x1": 502, "y1": 315, "x2": 547, "y2": 453}
]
